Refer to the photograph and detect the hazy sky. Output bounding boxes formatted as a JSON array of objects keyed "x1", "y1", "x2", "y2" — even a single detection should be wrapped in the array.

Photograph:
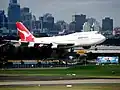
[{"x1": 0, "y1": 0, "x2": 120, "y2": 27}]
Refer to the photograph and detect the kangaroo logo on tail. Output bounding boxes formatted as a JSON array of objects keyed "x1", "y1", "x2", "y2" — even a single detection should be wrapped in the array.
[{"x1": 16, "y1": 22, "x2": 35, "y2": 42}]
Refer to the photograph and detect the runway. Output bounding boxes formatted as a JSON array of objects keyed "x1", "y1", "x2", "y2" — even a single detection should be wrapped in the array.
[{"x1": 0, "y1": 79, "x2": 120, "y2": 86}]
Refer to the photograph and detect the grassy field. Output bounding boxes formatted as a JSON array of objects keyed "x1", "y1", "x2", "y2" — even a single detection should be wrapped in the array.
[
  {"x1": 0, "y1": 65, "x2": 120, "y2": 77},
  {"x1": 0, "y1": 84, "x2": 120, "y2": 90}
]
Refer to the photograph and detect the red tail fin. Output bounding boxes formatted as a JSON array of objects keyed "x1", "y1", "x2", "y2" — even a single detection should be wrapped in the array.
[{"x1": 16, "y1": 22, "x2": 35, "y2": 42}]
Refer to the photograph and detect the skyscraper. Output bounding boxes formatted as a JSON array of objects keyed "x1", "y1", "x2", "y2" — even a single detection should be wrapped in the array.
[
  {"x1": 0, "y1": 10, "x2": 8, "y2": 29},
  {"x1": 72, "y1": 14, "x2": 86, "y2": 32},
  {"x1": 83, "y1": 22, "x2": 91, "y2": 32},
  {"x1": 20, "y1": 7, "x2": 32, "y2": 30},
  {"x1": 102, "y1": 17, "x2": 113, "y2": 31},
  {"x1": 87, "y1": 18, "x2": 96, "y2": 26},
  {"x1": 8, "y1": 0, "x2": 20, "y2": 30},
  {"x1": 102, "y1": 17, "x2": 113, "y2": 37},
  {"x1": 86, "y1": 18, "x2": 101, "y2": 32},
  {"x1": 92, "y1": 22, "x2": 101, "y2": 32},
  {"x1": 10, "y1": 0, "x2": 17, "y2": 3},
  {"x1": 39, "y1": 13, "x2": 54, "y2": 33},
  {"x1": 69, "y1": 21, "x2": 75, "y2": 32}
]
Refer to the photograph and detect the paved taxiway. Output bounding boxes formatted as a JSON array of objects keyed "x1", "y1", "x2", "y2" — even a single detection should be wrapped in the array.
[{"x1": 0, "y1": 79, "x2": 120, "y2": 86}]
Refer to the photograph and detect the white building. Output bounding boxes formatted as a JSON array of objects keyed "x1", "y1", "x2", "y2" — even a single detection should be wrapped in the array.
[
  {"x1": 83, "y1": 22, "x2": 91, "y2": 32},
  {"x1": 87, "y1": 18, "x2": 101, "y2": 32},
  {"x1": 92, "y1": 22, "x2": 100, "y2": 32}
]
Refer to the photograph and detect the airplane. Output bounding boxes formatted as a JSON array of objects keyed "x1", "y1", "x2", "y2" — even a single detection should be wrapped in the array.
[{"x1": 3, "y1": 22, "x2": 106, "y2": 50}]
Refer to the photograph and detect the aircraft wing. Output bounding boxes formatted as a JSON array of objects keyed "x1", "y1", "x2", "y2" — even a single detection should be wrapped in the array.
[
  {"x1": 0, "y1": 39, "x2": 27, "y2": 47},
  {"x1": 51, "y1": 42, "x2": 74, "y2": 49},
  {"x1": 1, "y1": 39, "x2": 75, "y2": 48}
]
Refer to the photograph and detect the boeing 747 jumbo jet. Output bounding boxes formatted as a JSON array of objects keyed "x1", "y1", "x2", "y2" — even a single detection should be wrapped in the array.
[
  {"x1": 9, "y1": 22, "x2": 106, "y2": 49},
  {"x1": 16, "y1": 22, "x2": 106, "y2": 49}
]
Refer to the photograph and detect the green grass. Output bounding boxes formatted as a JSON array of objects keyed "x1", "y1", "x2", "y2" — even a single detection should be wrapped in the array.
[
  {"x1": 0, "y1": 65, "x2": 120, "y2": 77},
  {"x1": 0, "y1": 84, "x2": 120, "y2": 90}
]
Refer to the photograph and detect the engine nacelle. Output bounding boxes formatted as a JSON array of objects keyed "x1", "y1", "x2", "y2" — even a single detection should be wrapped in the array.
[
  {"x1": 82, "y1": 46, "x2": 91, "y2": 49},
  {"x1": 28, "y1": 42, "x2": 35, "y2": 47},
  {"x1": 51, "y1": 43, "x2": 58, "y2": 48}
]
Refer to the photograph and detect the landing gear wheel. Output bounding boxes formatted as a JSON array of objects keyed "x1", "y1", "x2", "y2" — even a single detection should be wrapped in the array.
[
  {"x1": 94, "y1": 45, "x2": 97, "y2": 50},
  {"x1": 70, "y1": 47, "x2": 74, "y2": 52},
  {"x1": 95, "y1": 45, "x2": 97, "y2": 47}
]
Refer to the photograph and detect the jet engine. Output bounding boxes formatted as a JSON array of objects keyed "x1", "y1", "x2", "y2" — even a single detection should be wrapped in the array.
[{"x1": 82, "y1": 46, "x2": 91, "y2": 49}]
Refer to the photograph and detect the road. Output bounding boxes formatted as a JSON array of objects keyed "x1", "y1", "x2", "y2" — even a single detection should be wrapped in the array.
[{"x1": 0, "y1": 79, "x2": 120, "y2": 86}]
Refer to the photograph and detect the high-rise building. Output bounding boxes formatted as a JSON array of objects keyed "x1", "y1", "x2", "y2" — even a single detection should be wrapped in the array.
[
  {"x1": 34, "y1": 21, "x2": 40, "y2": 29},
  {"x1": 102, "y1": 17, "x2": 113, "y2": 32},
  {"x1": 39, "y1": 16, "x2": 44, "y2": 32},
  {"x1": 87, "y1": 18, "x2": 96, "y2": 26},
  {"x1": 72, "y1": 14, "x2": 86, "y2": 32},
  {"x1": 20, "y1": 7, "x2": 32, "y2": 30},
  {"x1": 69, "y1": 21, "x2": 75, "y2": 32},
  {"x1": 83, "y1": 22, "x2": 91, "y2": 32},
  {"x1": 21, "y1": 7, "x2": 29, "y2": 13},
  {"x1": 92, "y1": 22, "x2": 100, "y2": 32},
  {"x1": 39, "y1": 13, "x2": 54, "y2": 33},
  {"x1": 10, "y1": 0, "x2": 17, "y2": 4},
  {"x1": 8, "y1": 0, "x2": 20, "y2": 30},
  {"x1": 55, "y1": 20, "x2": 68, "y2": 31},
  {"x1": 32, "y1": 15, "x2": 36, "y2": 21},
  {"x1": 0, "y1": 10, "x2": 8, "y2": 29},
  {"x1": 102, "y1": 17, "x2": 113, "y2": 37},
  {"x1": 86, "y1": 18, "x2": 101, "y2": 32}
]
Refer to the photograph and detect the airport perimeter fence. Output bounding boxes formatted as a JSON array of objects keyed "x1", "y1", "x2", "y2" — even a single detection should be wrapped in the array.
[
  {"x1": 0, "y1": 59, "x2": 79, "y2": 69},
  {"x1": 9, "y1": 64, "x2": 75, "y2": 68}
]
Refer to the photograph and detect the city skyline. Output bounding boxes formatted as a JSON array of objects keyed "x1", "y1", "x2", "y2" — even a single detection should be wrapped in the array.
[{"x1": 0, "y1": 0, "x2": 120, "y2": 27}]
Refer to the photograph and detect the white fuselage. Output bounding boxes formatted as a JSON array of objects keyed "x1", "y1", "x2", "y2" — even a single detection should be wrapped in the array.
[{"x1": 29, "y1": 31, "x2": 106, "y2": 48}]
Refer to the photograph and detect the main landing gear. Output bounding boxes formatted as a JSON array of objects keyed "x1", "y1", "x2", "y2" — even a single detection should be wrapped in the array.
[{"x1": 70, "y1": 47, "x2": 74, "y2": 52}]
